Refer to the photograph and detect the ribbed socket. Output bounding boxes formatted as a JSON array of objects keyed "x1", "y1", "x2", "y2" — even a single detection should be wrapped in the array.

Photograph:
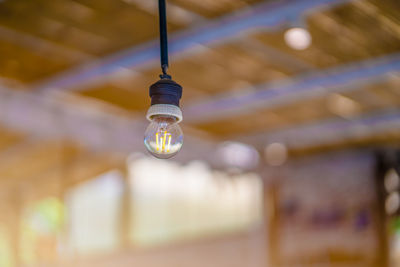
[{"x1": 146, "y1": 104, "x2": 183, "y2": 122}]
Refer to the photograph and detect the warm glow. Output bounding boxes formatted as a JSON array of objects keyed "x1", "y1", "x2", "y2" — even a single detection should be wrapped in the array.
[
  {"x1": 284, "y1": 27, "x2": 312, "y2": 50},
  {"x1": 144, "y1": 116, "x2": 183, "y2": 159}
]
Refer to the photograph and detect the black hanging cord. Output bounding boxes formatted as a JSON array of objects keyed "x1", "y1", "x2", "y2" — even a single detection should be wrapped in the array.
[{"x1": 158, "y1": 0, "x2": 170, "y2": 79}]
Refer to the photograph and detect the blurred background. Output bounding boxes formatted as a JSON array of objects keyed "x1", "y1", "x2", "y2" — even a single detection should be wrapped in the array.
[{"x1": 0, "y1": 0, "x2": 399, "y2": 266}]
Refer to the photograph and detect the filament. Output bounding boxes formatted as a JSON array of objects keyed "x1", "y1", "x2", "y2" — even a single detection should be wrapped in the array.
[
  {"x1": 167, "y1": 135, "x2": 171, "y2": 152},
  {"x1": 162, "y1": 131, "x2": 167, "y2": 152},
  {"x1": 156, "y1": 132, "x2": 159, "y2": 151}
]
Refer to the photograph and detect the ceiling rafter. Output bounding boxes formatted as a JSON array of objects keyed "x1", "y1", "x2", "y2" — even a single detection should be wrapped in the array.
[
  {"x1": 241, "y1": 110, "x2": 400, "y2": 151},
  {"x1": 0, "y1": 25, "x2": 94, "y2": 62},
  {"x1": 0, "y1": 0, "x2": 396, "y2": 160},
  {"x1": 123, "y1": 0, "x2": 205, "y2": 25},
  {"x1": 184, "y1": 53, "x2": 400, "y2": 123},
  {"x1": 31, "y1": 0, "x2": 351, "y2": 92},
  {"x1": 234, "y1": 37, "x2": 315, "y2": 72}
]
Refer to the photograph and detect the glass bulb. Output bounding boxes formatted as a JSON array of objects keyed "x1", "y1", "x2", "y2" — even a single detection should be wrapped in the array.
[
  {"x1": 284, "y1": 27, "x2": 312, "y2": 50},
  {"x1": 144, "y1": 115, "x2": 183, "y2": 159}
]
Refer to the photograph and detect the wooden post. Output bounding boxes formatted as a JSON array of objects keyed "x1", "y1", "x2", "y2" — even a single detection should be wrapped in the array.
[{"x1": 374, "y1": 152, "x2": 389, "y2": 267}]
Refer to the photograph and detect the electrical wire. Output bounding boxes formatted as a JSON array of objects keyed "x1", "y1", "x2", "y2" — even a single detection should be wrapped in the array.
[{"x1": 158, "y1": 0, "x2": 170, "y2": 78}]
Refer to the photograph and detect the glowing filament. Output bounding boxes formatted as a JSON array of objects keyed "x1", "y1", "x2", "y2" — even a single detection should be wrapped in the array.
[
  {"x1": 162, "y1": 131, "x2": 167, "y2": 151},
  {"x1": 155, "y1": 131, "x2": 171, "y2": 153},
  {"x1": 167, "y1": 135, "x2": 171, "y2": 152},
  {"x1": 156, "y1": 133, "x2": 159, "y2": 151}
]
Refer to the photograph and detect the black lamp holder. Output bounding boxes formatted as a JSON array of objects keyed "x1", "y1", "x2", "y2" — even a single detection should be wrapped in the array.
[{"x1": 149, "y1": 0, "x2": 182, "y2": 108}]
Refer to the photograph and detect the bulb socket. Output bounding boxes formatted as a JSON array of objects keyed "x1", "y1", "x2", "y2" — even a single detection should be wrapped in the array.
[
  {"x1": 146, "y1": 104, "x2": 183, "y2": 122},
  {"x1": 149, "y1": 78, "x2": 182, "y2": 107}
]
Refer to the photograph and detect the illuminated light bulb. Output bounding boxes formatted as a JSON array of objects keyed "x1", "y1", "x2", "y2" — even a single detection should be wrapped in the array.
[
  {"x1": 284, "y1": 27, "x2": 312, "y2": 50},
  {"x1": 144, "y1": 0, "x2": 184, "y2": 158},
  {"x1": 144, "y1": 105, "x2": 183, "y2": 159}
]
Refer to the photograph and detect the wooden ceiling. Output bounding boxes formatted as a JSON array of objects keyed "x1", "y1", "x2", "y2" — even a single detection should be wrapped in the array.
[
  {"x1": 0, "y1": 3, "x2": 397, "y2": 264},
  {"x1": 0, "y1": 0, "x2": 399, "y2": 158}
]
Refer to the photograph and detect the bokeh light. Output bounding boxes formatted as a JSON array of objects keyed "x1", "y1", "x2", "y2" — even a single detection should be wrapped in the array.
[
  {"x1": 265, "y1": 142, "x2": 288, "y2": 166},
  {"x1": 284, "y1": 27, "x2": 312, "y2": 50}
]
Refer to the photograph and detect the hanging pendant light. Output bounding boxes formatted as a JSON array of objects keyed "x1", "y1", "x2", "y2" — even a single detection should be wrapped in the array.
[
  {"x1": 283, "y1": 18, "x2": 312, "y2": 50},
  {"x1": 144, "y1": 0, "x2": 184, "y2": 159}
]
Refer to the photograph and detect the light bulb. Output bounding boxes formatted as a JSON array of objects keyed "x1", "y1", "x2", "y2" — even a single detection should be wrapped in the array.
[
  {"x1": 284, "y1": 27, "x2": 312, "y2": 50},
  {"x1": 144, "y1": 115, "x2": 183, "y2": 159}
]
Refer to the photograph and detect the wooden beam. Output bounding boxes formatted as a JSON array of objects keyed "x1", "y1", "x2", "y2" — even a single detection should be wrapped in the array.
[
  {"x1": 0, "y1": 25, "x2": 93, "y2": 62},
  {"x1": 32, "y1": 0, "x2": 351, "y2": 92}
]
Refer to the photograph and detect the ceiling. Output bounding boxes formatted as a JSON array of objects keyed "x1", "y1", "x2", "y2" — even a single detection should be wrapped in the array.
[{"x1": 0, "y1": 0, "x2": 399, "y2": 164}]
